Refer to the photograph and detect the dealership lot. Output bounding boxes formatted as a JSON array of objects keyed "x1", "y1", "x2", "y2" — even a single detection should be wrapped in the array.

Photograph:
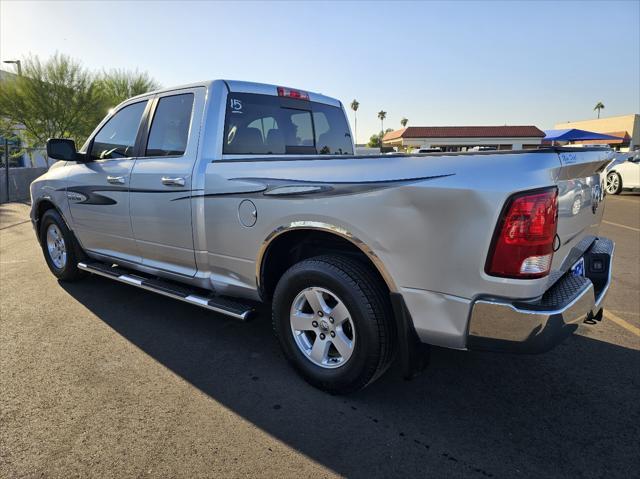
[{"x1": 1, "y1": 194, "x2": 638, "y2": 478}]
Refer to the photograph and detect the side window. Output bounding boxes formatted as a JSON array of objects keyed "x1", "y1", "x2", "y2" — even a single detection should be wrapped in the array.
[
  {"x1": 145, "y1": 93, "x2": 194, "y2": 157},
  {"x1": 90, "y1": 101, "x2": 147, "y2": 159}
]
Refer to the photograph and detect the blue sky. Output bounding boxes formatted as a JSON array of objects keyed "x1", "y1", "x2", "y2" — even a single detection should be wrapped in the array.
[{"x1": 1, "y1": 0, "x2": 639, "y2": 142}]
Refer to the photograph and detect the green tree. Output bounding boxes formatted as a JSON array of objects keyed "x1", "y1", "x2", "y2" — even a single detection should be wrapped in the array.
[
  {"x1": 400, "y1": 117, "x2": 408, "y2": 128},
  {"x1": 367, "y1": 133, "x2": 381, "y2": 148},
  {"x1": 350, "y1": 99, "x2": 359, "y2": 145},
  {"x1": 366, "y1": 129, "x2": 393, "y2": 148},
  {"x1": 0, "y1": 53, "x2": 105, "y2": 149},
  {"x1": 593, "y1": 101, "x2": 605, "y2": 119},
  {"x1": 98, "y1": 69, "x2": 160, "y2": 109},
  {"x1": 0, "y1": 54, "x2": 160, "y2": 156}
]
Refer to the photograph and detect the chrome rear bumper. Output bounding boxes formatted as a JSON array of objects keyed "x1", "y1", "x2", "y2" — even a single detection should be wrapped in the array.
[{"x1": 467, "y1": 237, "x2": 614, "y2": 353}]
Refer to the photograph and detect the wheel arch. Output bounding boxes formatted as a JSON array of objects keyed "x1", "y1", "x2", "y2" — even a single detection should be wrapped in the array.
[
  {"x1": 33, "y1": 198, "x2": 74, "y2": 244},
  {"x1": 257, "y1": 222, "x2": 398, "y2": 301},
  {"x1": 606, "y1": 169, "x2": 623, "y2": 192},
  {"x1": 34, "y1": 198, "x2": 61, "y2": 232}
]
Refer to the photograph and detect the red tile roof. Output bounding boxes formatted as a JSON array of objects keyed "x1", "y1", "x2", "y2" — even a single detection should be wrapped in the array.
[
  {"x1": 383, "y1": 128, "x2": 407, "y2": 141},
  {"x1": 383, "y1": 126, "x2": 545, "y2": 142}
]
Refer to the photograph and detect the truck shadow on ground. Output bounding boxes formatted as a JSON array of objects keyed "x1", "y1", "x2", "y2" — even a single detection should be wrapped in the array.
[{"x1": 61, "y1": 276, "x2": 640, "y2": 478}]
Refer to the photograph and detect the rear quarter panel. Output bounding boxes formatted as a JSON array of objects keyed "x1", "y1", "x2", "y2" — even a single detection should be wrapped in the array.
[
  {"x1": 191, "y1": 151, "x2": 569, "y2": 347},
  {"x1": 195, "y1": 151, "x2": 572, "y2": 300}
]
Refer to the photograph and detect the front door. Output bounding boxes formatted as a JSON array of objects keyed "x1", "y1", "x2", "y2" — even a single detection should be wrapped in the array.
[
  {"x1": 67, "y1": 100, "x2": 149, "y2": 263},
  {"x1": 129, "y1": 88, "x2": 205, "y2": 277}
]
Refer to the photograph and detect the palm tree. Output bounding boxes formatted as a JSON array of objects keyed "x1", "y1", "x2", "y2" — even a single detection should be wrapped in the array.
[
  {"x1": 378, "y1": 110, "x2": 387, "y2": 134},
  {"x1": 377, "y1": 110, "x2": 387, "y2": 152},
  {"x1": 350, "y1": 99, "x2": 359, "y2": 145},
  {"x1": 594, "y1": 101, "x2": 605, "y2": 119},
  {"x1": 400, "y1": 117, "x2": 408, "y2": 128}
]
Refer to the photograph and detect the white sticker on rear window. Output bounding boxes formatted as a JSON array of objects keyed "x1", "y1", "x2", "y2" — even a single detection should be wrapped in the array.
[{"x1": 230, "y1": 98, "x2": 243, "y2": 113}]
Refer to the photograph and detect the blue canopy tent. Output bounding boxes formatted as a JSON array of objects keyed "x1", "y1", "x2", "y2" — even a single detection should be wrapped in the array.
[{"x1": 543, "y1": 129, "x2": 622, "y2": 143}]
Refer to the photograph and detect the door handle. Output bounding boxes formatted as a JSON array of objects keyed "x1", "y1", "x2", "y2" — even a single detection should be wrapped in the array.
[
  {"x1": 161, "y1": 176, "x2": 186, "y2": 187},
  {"x1": 107, "y1": 176, "x2": 126, "y2": 185}
]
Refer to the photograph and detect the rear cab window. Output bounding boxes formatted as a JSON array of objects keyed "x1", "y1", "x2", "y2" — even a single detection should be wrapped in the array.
[{"x1": 223, "y1": 93, "x2": 353, "y2": 156}]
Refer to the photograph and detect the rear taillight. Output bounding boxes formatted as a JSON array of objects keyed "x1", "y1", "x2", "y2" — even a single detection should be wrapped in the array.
[
  {"x1": 486, "y1": 187, "x2": 558, "y2": 279},
  {"x1": 277, "y1": 86, "x2": 309, "y2": 100}
]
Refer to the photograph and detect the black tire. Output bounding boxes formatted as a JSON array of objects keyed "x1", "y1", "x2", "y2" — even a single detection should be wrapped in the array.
[
  {"x1": 606, "y1": 171, "x2": 622, "y2": 195},
  {"x1": 272, "y1": 255, "x2": 395, "y2": 394},
  {"x1": 39, "y1": 209, "x2": 86, "y2": 281}
]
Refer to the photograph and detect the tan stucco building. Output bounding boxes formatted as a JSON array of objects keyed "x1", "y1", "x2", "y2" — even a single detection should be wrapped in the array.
[{"x1": 554, "y1": 114, "x2": 639, "y2": 151}]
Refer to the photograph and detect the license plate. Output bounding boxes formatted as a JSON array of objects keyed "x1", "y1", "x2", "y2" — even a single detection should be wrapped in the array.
[{"x1": 570, "y1": 257, "x2": 585, "y2": 277}]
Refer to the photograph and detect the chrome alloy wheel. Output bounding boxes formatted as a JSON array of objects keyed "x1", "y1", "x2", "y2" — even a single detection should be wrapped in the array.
[
  {"x1": 606, "y1": 173, "x2": 619, "y2": 194},
  {"x1": 46, "y1": 224, "x2": 67, "y2": 269},
  {"x1": 290, "y1": 287, "x2": 356, "y2": 369},
  {"x1": 571, "y1": 196, "x2": 582, "y2": 216}
]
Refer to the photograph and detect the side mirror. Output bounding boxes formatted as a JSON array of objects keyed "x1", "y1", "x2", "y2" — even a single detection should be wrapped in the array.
[{"x1": 46, "y1": 138, "x2": 88, "y2": 162}]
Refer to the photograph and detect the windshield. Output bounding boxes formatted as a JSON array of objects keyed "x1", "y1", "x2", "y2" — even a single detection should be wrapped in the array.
[{"x1": 223, "y1": 93, "x2": 353, "y2": 156}]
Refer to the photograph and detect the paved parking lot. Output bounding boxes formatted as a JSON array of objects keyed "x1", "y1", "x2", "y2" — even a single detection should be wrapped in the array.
[{"x1": 1, "y1": 194, "x2": 639, "y2": 478}]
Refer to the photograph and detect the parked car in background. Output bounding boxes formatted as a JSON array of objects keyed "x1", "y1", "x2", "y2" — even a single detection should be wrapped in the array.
[
  {"x1": 355, "y1": 146, "x2": 383, "y2": 155},
  {"x1": 558, "y1": 179, "x2": 590, "y2": 216},
  {"x1": 470, "y1": 146, "x2": 497, "y2": 151},
  {"x1": 31, "y1": 79, "x2": 615, "y2": 393},
  {"x1": 416, "y1": 146, "x2": 442, "y2": 153},
  {"x1": 606, "y1": 151, "x2": 640, "y2": 194}
]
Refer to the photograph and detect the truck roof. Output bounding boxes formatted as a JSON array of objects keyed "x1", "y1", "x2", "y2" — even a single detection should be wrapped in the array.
[{"x1": 128, "y1": 79, "x2": 342, "y2": 108}]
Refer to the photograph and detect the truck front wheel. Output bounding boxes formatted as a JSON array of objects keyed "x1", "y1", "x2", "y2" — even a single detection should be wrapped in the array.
[
  {"x1": 272, "y1": 255, "x2": 395, "y2": 394},
  {"x1": 39, "y1": 209, "x2": 86, "y2": 281}
]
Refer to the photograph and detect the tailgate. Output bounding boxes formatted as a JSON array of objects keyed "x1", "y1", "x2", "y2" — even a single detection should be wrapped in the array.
[{"x1": 552, "y1": 148, "x2": 614, "y2": 275}]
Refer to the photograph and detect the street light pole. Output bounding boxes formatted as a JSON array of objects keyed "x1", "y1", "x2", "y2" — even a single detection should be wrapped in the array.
[
  {"x1": 2, "y1": 60, "x2": 20, "y2": 202},
  {"x1": 4, "y1": 138, "x2": 9, "y2": 203},
  {"x1": 3, "y1": 60, "x2": 22, "y2": 76}
]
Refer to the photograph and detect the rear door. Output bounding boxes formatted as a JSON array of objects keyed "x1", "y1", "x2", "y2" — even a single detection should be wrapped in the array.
[
  {"x1": 129, "y1": 87, "x2": 205, "y2": 277},
  {"x1": 67, "y1": 99, "x2": 149, "y2": 262}
]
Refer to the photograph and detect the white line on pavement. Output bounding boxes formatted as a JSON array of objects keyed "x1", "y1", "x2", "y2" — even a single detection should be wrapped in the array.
[{"x1": 602, "y1": 220, "x2": 640, "y2": 233}]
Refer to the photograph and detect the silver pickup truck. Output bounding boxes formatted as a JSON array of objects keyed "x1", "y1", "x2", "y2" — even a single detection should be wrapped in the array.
[{"x1": 32, "y1": 80, "x2": 615, "y2": 393}]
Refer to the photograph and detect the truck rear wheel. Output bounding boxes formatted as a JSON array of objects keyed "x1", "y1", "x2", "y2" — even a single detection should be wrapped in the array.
[
  {"x1": 39, "y1": 209, "x2": 86, "y2": 281},
  {"x1": 272, "y1": 255, "x2": 395, "y2": 394}
]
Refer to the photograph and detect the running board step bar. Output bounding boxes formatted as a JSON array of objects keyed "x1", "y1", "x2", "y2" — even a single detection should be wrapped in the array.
[{"x1": 77, "y1": 261, "x2": 254, "y2": 321}]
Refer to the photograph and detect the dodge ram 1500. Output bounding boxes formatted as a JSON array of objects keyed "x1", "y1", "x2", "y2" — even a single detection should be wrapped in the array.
[{"x1": 32, "y1": 80, "x2": 615, "y2": 393}]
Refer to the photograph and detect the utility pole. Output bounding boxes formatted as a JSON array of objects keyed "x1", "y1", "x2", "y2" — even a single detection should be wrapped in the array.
[
  {"x1": 2, "y1": 60, "x2": 21, "y2": 201},
  {"x1": 4, "y1": 138, "x2": 9, "y2": 202}
]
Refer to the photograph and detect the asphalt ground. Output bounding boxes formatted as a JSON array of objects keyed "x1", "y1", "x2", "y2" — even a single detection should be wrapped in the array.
[{"x1": 1, "y1": 194, "x2": 639, "y2": 478}]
